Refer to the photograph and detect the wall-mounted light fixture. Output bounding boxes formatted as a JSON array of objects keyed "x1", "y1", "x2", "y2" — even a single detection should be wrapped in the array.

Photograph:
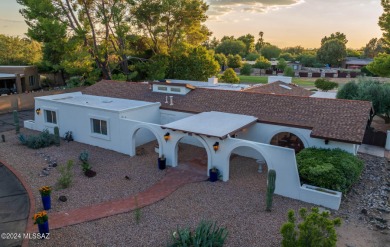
[
  {"x1": 35, "y1": 108, "x2": 41, "y2": 115},
  {"x1": 164, "y1": 133, "x2": 170, "y2": 142},
  {"x1": 213, "y1": 142, "x2": 220, "y2": 152},
  {"x1": 324, "y1": 139, "x2": 329, "y2": 145}
]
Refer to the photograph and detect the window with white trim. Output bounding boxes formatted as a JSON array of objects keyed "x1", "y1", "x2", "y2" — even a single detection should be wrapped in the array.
[
  {"x1": 157, "y1": 86, "x2": 168, "y2": 91},
  {"x1": 91, "y1": 118, "x2": 108, "y2": 135},
  {"x1": 44, "y1": 110, "x2": 57, "y2": 124},
  {"x1": 170, "y1": 87, "x2": 181, "y2": 92}
]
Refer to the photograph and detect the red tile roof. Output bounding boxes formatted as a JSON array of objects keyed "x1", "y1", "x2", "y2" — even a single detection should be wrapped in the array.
[
  {"x1": 83, "y1": 80, "x2": 372, "y2": 144},
  {"x1": 244, "y1": 81, "x2": 314, "y2": 97}
]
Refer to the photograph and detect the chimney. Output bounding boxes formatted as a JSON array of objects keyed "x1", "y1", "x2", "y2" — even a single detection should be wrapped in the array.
[
  {"x1": 208, "y1": 76, "x2": 218, "y2": 86},
  {"x1": 169, "y1": 96, "x2": 173, "y2": 106}
]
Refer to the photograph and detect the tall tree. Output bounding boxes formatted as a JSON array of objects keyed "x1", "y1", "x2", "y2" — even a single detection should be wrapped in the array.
[
  {"x1": 237, "y1": 34, "x2": 255, "y2": 55},
  {"x1": 367, "y1": 53, "x2": 390, "y2": 77},
  {"x1": 321, "y1": 32, "x2": 348, "y2": 45},
  {"x1": 317, "y1": 39, "x2": 347, "y2": 67},
  {"x1": 363, "y1": 38, "x2": 385, "y2": 58},
  {"x1": 167, "y1": 45, "x2": 219, "y2": 81},
  {"x1": 0, "y1": 35, "x2": 42, "y2": 65},
  {"x1": 18, "y1": 0, "x2": 134, "y2": 79},
  {"x1": 255, "y1": 31, "x2": 264, "y2": 52},
  {"x1": 132, "y1": 0, "x2": 209, "y2": 54},
  {"x1": 215, "y1": 39, "x2": 246, "y2": 56},
  {"x1": 253, "y1": 56, "x2": 271, "y2": 75},
  {"x1": 379, "y1": 0, "x2": 390, "y2": 51},
  {"x1": 227, "y1": 54, "x2": 242, "y2": 69},
  {"x1": 260, "y1": 44, "x2": 281, "y2": 60}
]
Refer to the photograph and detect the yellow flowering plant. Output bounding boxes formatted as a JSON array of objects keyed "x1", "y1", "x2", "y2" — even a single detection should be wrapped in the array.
[
  {"x1": 33, "y1": 211, "x2": 48, "y2": 225},
  {"x1": 39, "y1": 186, "x2": 51, "y2": 196}
]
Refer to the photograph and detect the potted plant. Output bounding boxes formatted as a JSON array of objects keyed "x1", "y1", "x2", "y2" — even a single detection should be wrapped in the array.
[
  {"x1": 39, "y1": 186, "x2": 51, "y2": 210},
  {"x1": 158, "y1": 155, "x2": 166, "y2": 170},
  {"x1": 209, "y1": 167, "x2": 219, "y2": 182},
  {"x1": 33, "y1": 210, "x2": 49, "y2": 239},
  {"x1": 79, "y1": 150, "x2": 96, "y2": 177}
]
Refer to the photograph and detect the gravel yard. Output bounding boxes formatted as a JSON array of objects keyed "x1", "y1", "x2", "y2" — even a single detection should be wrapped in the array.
[
  {"x1": 0, "y1": 129, "x2": 166, "y2": 213},
  {"x1": 1, "y1": 128, "x2": 389, "y2": 246}
]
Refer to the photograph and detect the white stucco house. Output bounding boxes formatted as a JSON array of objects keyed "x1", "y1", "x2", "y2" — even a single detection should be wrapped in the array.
[{"x1": 24, "y1": 80, "x2": 372, "y2": 210}]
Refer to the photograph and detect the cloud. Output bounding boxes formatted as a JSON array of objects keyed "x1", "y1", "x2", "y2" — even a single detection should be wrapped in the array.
[{"x1": 206, "y1": 0, "x2": 304, "y2": 18}]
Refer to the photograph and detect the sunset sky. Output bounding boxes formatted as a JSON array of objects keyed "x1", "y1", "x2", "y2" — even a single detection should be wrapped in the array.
[{"x1": 0, "y1": 0, "x2": 383, "y2": 49}]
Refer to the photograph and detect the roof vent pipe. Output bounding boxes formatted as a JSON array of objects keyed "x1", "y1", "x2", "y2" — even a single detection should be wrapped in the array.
[
  {"x1": 169, "y1": 96, "x2": 173, "y2": 106},
  {"x1": 165, "y1": 96, "x2": 168, "y2": 104}
]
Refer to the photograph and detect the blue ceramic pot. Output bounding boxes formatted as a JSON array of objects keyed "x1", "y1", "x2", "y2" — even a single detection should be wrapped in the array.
[
  {"x1": 41, "y1": 195, "x2": 51, "y2": 210},
  {"x1": 38, "y1": 220, "x2": 49, "y2": 239}
]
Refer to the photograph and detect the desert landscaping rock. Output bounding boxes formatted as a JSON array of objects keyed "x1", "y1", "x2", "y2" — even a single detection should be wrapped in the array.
[
  {"x1": 1, "y1": 128, "x2": 390, "y2": 246},
  {"x1": 58, "y1": 196, "x2": 67, "y2": 202}
]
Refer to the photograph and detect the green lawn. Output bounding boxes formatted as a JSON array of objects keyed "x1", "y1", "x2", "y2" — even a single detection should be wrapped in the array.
[
  {"x1": 238, "y1": 75, "x2": 315, "y2": 87},
  {"x1": 238, "y1": 75, "x2": 268, "y2": 84}
]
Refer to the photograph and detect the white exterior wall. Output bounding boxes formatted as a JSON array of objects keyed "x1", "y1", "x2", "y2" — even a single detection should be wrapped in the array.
[
  {"x1": 160, "y1": 109, "x2": 357, "y2": 155},
  {"x1": 234, "y1": 122, "x2": 357, "y2": 154},
  {"x1": 32, "y1": 97, "x2": 161, "y2": 153},
  {"x1": 24, "y1": 96, "x2": 352, "y2": 209}
]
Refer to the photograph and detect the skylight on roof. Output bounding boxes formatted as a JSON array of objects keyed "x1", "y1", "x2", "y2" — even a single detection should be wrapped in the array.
[
  {"x1": 279, "y1": 85, "x2": 292, "y2": 90},
  {"x1": 53, "y1": 96, "x2": 74, "y2": 100}
]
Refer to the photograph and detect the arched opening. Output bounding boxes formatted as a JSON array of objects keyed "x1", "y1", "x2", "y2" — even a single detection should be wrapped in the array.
[
  {"x1": 131, "y1": 127, "x2": 161, "y2": 158},
  {"x1": 270, "y1": 132, "x2": 305, "y2": 153},
  {"x1": 227, "y1": 146, "x2": 268, "y2": 182},
  {"x1": 175, "y1": 136, "x2": 209, "y2": 174}
]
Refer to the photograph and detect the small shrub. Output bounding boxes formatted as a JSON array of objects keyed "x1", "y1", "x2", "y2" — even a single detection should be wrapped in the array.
[
  {"x1": 240, "y1": 63, "x2": 252, "y2": 76},
  {"x1": 57, "y1": 160, "x2": 74, "y2": 189},
  {"x1": 280, "y1": 207, "x2": 341, "y2": 247},
  {"x1": 65, "y1": 76, "x2": 84, "y2": 88},
  {"x1": 314, "y1": 78, "x2": 338, "y2": 92},
  {"x1": 19, "y1": 129, "x2": 56, "y2": 149},
  {"x1": 296, "y1": 148, "x2": 364, "y2": 193},
  {"x1": 221, "y1": 68, "x2": 240, "y2": 84},
  {"x1": 169, "y1": 221, "x2": 228, "y2": 247},
  {"x1": 79, "y1": 150, "x2": 91, "y2": 172},
  {"x1": 283, "y1": 67, "x2": 295, "y2": 77}
]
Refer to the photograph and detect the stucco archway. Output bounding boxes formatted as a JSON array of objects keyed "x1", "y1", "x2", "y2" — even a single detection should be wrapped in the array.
[
  {"x1": 130, "y1": 125, "x2": 163, "y2": 157},
  {"x1": 172, "y1": 135, "x2": 212, "y2": 173},
  {"x1": 223, "y1": 141, "x2": 273, "y2": 181},
  {"x1": 227, "y1": 145, "x2": 268, "y2": 179}
]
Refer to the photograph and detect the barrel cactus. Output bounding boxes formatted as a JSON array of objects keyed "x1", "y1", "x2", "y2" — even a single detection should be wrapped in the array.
[{"x1": 266, "y1": 169, "x2": 276, "y2": 211}]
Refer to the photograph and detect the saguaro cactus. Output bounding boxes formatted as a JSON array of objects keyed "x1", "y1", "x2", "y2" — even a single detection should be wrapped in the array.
[
  {"x1": 266, "y1": 169, "x2": 276, "y2": 211},
  {"x1": 13, "y1": 110, "x2": 20, "y2": 134},
  {"x1": 54, "y1": 126, "x2": 60, "y2": 146}
]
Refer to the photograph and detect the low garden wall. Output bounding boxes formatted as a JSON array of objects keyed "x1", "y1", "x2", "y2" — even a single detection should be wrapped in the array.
[{"x1": 300, "y1": 184, "x2": 342, "y2": 210}]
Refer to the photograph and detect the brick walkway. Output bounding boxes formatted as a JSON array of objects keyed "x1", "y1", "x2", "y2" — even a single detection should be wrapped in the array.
[{"x1": 27, "y1": 167, "x2": 208, "y2": 232}]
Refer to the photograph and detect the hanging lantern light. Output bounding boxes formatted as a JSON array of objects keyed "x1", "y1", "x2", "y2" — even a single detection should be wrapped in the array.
[
  {"x1": 164, "y1": 133, "x2": 170, "y2": 142},
  {"x1": 213, "y1": 142, "x2": 219, "y2": 152}
]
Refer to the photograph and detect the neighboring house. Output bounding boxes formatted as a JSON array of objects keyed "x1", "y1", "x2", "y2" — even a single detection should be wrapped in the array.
[
  {"x1": 24, "y1": 80, "x2": 372, "y2": 210},
  {"x1": 0, "y1": 66, "x2": 40, "y2": 93},
  {"x1": 342, "y1": 57, "x2": 373, "y2": 69}
]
